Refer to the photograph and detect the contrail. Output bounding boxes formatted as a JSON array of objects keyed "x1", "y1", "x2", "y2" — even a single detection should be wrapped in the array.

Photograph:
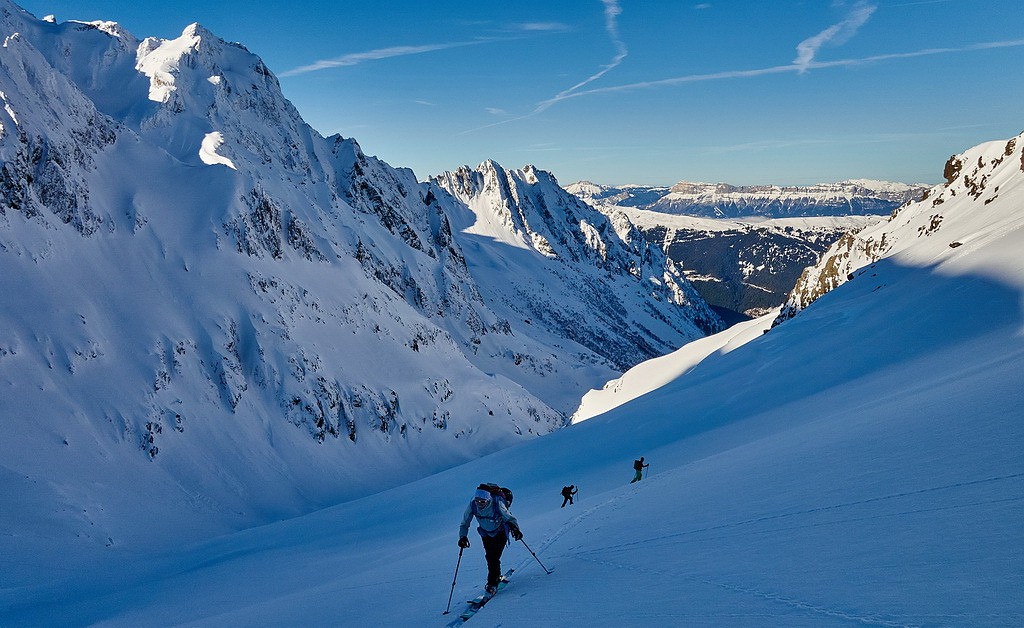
[
  {"x1": 281, "y1": 39, "x2": 493, "y2": 77},
  {"x1": 794, "y1": 2, "x2": 877, "y2": 73},
  {"x1": 464, "y1": 0, "x2": 628, "y2": 132},
  {"x1": 553, "y1": 38, "x2": 1024, "y2": 100}
]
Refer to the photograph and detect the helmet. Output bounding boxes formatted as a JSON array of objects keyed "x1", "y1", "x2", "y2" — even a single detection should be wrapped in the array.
[{"x1": 473, "y1": 488, "x2": 492, "y2": 507}]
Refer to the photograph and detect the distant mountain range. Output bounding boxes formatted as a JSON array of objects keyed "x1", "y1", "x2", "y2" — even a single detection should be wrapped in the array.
[{"x1": 566, "y1": 179, "x2": 931, "y2": 219}]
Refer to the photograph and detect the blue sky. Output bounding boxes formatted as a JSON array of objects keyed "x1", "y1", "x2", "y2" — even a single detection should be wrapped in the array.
[{"x1": 17, "y1": 0, "x2": 1024, "y2": 185}]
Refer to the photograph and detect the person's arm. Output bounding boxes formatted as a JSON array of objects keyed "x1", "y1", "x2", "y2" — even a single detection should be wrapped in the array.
[
  {"x1": 458, "y1": 502, "x2": 474, "y2": 539},
  {"x1": 496, "y1": 500, "x2": 518, "y2": 529},
  {"x1": 498, "y1": 501, "x2": 523, "y2": 539}
]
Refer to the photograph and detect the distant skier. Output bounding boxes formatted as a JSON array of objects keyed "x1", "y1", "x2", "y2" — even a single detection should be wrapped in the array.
[
  {"x1": 459, "y1": 484, "x2": 522, "y2": 595},
  {"x1": 630, "y1": 457, "x2": 649, "y2": 483},
  {"x1": 560, "y1": 485, "x2": 578, "y2": 507}
]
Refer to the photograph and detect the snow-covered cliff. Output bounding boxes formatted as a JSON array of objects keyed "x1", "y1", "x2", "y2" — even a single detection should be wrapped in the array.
[{"x1": 432, "y1": 161, "x2": 723, "y2": 375}]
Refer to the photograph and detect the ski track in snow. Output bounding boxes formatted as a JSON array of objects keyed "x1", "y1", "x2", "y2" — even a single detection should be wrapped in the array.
[
  {"x1": 566, "y1": 471, "x2": 1024, "y2": 556},
  {"x1": 507, "y1": 469, "x2": 1024, "y2": 627},
  {"x1": 573, "y1": 549, "x2": 1024, "y2": 627},
  {"x1": 572, "y1": 555, "x2": 913, "y2": 627}
]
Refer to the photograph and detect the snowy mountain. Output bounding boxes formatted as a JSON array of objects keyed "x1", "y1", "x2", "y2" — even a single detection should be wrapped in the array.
[
  {"x1": 610, "y1": 209, "x2": 880, "y2": 320},
  {"x1": 567, "y1": 178, "x2": 929, "y2": 218},
  {"x1": 565, "y1": 180, "x2": 670, "y2": 209},
  {"x1": 4, "y1": 132, "x2": 1021, "y2": 626},
  {"x1": 775, "y1": 132, "x2": 1024, "y2": 324},
  {"x1": 431, "y1": 161, "x2": 723, "y2": 373},
  {"x1": 0, "y1": 0, "x2": 718, "y2": 564}
]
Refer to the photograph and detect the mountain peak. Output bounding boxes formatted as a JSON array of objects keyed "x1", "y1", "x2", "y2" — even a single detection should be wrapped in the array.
[{"x1": 181, "y1": 22, "x2": 207, "y2": 38}]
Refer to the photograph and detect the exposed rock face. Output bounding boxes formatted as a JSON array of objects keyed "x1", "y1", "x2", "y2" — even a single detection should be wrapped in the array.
[
  {"x1": 773, "y1": 131, "x2": 1024, "y2": 327},
  {"x1": 642, "y1": 220, "x2": 861, "y2": 320}
]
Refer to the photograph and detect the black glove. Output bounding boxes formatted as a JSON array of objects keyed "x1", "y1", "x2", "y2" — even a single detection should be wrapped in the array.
[
  {"x1": 508, "y1": 524, "x2": 523, "y2": 541},
  {"x1": 458, "y1": 536, "x2": 470, "y2": 548}
]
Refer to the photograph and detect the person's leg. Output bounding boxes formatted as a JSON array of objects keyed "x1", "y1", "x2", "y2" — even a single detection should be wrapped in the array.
[
  {"x1": 561, "y1": 496, "x2": 568, "y2": 507},
  {"x1": 482, "y1": 533, "x2": 507, "y2": 586}
]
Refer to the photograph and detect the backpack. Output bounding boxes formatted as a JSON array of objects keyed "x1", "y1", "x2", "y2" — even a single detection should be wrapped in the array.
[
  {"x1": 473, "y1": 483, "x2": 515, "y2": 545},
  {"x1": 477, "y1": 483, "x2": 513, "y2": 507},
  {"x1": 633, "y1": 459, "x2": 642, "y2": 471}
]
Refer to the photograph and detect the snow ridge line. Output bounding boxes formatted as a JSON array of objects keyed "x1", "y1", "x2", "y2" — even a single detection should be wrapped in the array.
[
  {"x1": 573, "y1": 555, "x2": 915, "y2": 627},
  {"x1": 565, "y1": 471, "x2": 1024, "y2": 556}
]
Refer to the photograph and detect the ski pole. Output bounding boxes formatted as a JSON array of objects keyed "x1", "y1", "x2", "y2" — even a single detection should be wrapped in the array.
[
  {"x1": 519, "y1": 538, "x2": 553, "y2": 575},
  {"x1": 442, "y1": 546, "x2": 464, "y2": 615}
]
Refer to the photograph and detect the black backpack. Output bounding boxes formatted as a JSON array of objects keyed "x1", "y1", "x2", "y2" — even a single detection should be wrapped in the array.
[
  {"x1": 633, "y1": 459, "x2": 642, "y2": 471},
  {"x1": 478, "y1": 483, "x2": 513, "y2": 507}
]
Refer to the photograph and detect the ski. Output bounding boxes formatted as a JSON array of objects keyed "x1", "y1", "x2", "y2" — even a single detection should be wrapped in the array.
[{"x1": 447, "y1": 568, "x2": 514, "y2": 626}]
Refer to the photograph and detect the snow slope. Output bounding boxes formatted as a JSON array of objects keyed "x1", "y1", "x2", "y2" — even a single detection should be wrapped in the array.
[
  {"x1": 2, "y1": 135, "x2": 1021, "y2": 625},
  {"x1": 572, "y1": 312, "x2": 777, "y2": 423}
]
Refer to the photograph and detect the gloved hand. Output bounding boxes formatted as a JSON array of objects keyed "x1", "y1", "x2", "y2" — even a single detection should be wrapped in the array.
[
  {"x1": 458, "y1": 536, "x2": 470, "y2": 548},
  {"x1": 508, "y1": 524, "x2": 523, "y2": 541}
]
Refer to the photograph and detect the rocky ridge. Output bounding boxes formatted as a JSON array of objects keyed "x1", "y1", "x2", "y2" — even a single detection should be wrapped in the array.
[{"x1": 774, "y1": 132, "x2": 1024, "y2": 325}]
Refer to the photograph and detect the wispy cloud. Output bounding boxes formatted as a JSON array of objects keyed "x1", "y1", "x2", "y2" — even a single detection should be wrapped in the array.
[
  {"x1": 486, "y1": 107, "x2": 509, "y2": 116},
  {"x1": 462, "y1": 2, "x2": 1020, "y2": 135},
  {"x1": 281, "y1": 39, "x2": 493, "y2": 77},
  {"x1": 514, "y1": 22, "x2": 571, "y2": 32},
  {"x1": 694, "y1": 3, "x2": 713, "y2": 9},
  {"x1": 794, "y1": 1, "x2": 877, "y2": 72},
  {"x1": 548, "y1": 38, "x2": 1024, "y2": 100}
]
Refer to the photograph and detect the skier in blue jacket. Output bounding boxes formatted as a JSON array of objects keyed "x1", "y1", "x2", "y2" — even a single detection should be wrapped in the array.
[{"x1": 459, "y1": 487, "x2": 522, "y2": 594}]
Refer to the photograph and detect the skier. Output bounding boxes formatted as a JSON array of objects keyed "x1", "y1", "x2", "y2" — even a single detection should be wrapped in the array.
[
  {"x1": 560, "y1": 485, "x2": 578, "y2": 507},
  {"x1": 458, "y1": 485, "x2": 522, "y2": 595},
  {"x1": 630, "y1": 457, "x2": 649, "y2": 483}
]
